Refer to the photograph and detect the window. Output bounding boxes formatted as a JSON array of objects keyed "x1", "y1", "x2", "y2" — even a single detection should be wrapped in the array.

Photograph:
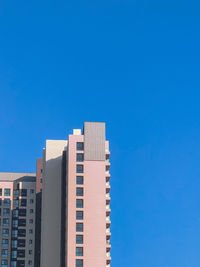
[
  {"x1": 76, "y1": 259, "x2": 83, "y2": 267},
  {"x1": 0, "y1": 208, "x2": 1, "y2": 216},
  {"x1": 1, "y1": 249, "x2": 8, "y2": 258},
  {"x1": 76, "y1": 247, "x2": 83, "y2": 256},
  {"x1": 1, "y1": 259, "x2": 8, "y2": 267},
  {"x1": 76, "y1": 223, "x2": 83, "y2": 232},
  {"x1": 2, "y1": 229, "x2": 9, "y2": 237},
  {"x1": 29, "y1": 219, "x2": 33, "y2": 224},
  {"x1": 76, "y1": 165, "x2": 84, "y2": 173},
  {"x1": 20, "y1": 189, "x2": 27, "y2": 197},
  {"x1": 29, "y1": 250, "x2": 32, "y2": 255},
  {"x1": 2, "y1": 239, "x2": 8, "y2": 248},
  {"x1": 18, "y1": 239, "x2": 25, "y2": 247},
  {"x1": 18, "y1": 219, "x2": 26, "y2": 227},
  {"x1": 76, "y1": 188, "x2": 84, "y2": 196},
  {"x1": 12, "y1": 210, "x2": 19, "y2": 217},
  {"x1": 3, "y1": 218, "x2": 9, "y2": 227},
  {"x1": 30, "y1": 209, "x2": 34, "y2": 214},
  {"x1": 17, "y1": 250, "x2": 25, "y2": 258},
  {"x1": 30, "y1": 199, "x2": 34, "y2": 204},
  {"x1": 19, "y1": 209, "x2": 26, "y2": 217},
  {"x1": 76, "y1": 176, "x2": 83, "y2": 185},
  {"x1": 76, "y1": 199, "x2": 83, "y2": 208},
  {"x1": 0, "y1": 189, "x2": 2, "y2": 196},
  {"x1": 20, "y1": 199, "x2": 27, "y2": 207},
  {"x1": 12, "y1": 220, "x2": 18, "y2": 228},
  {"x1": 12, "y1": 230, "x2": 18, "y2": 238},
  {"x1": 29, "y1": 229, "x2": 33, "y2": 234},
  {"x1": 11, "y1": 261, "x2": 17, "y2": 267},
  {"x1": 76, "y1": 235, "x2": 83, "y2": 244},
  {"x1": 4, "y1": 189, "x2": 10, "y2": 197},
  {"x1": 18, "y1": 229, "x2": 26, "y2": 237},
  {"x1": 14, "y1": 190, "x2": 19, "y2": 197},
  {"x1": 77, "y1": 142, "x2": 84, "y2": 151},
  {"x1": 16, "y1": 260, "x2": 25, "y2": 267},
  {"x1": 11, "y1": 250, "x2": 17, "y2": 259},
  {"x1": 30, "y1": 189, "x2": 34, "y2": 194},
  {"x1": 76, "y1": 153, "x2": 84, "y2": 162},
  {"x1": 3, "y1": 208, "x2": 10, "y2": 216},
  {"x1": 0, "y1": 199, "x2": 2, "y2": 206},
  {"x1": 28, "y1": 260, "x2": 32, "y2": 265},
  {"x1": 3, "y1": 199, "x2": 11, "y2": 206},
  {"x1": 29, "y1": 239, "x2": 33, "y2": 244},
  {"x1": 14, "y1": 200, "x2": 19, "y2": 208},
  {"x1": 76, "y1": 211, "x2": 83, "y2": 220},
  {"x1": 11, "y1": 240, "x2": 17, "y2": 248}
]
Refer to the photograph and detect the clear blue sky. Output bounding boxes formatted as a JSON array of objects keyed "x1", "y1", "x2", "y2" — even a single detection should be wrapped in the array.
[{"x1": 1, "y1": 0, "x2": 200, "y2": 266}]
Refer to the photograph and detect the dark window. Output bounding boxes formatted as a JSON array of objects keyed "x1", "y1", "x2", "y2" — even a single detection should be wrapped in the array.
[
  {"x1": 30, "y1": 199, "x2": 34, "y2": 204},
  {"x1": 29, "y1": 240, "x2": 33, "y2": 244},
  {"x1": 14, "y1": 190, "x2": 19, "y2": 197},
  {"x1": 0, "y1": 199, "x2": 2, "y2": 206},
  {"x1": 18, "y1": 229, "x2": 26, "y2": 237},
  {"x1": 76, "y1": 176, "x2": 83, "y2": 185},
  {"x1": 0, "y1": 208, "x2": 1, "y2": 216},
  {"x1": 76, "y1": 211, "x2": 83, "y2": 220},
  {"x1": 1, "y1": 259, "x2": 8, "y2": 266},
  {"x1": 1, "y1": 249, "x2": 8, "y2": 258},
  {"x1": 2, "y1": 239, "x2": 9, "y2": 247},
  {"x1": 76, "y1": 247, "x2": 83, "y2": 256},
  {"x1": 76, "y1": 199, "x2": 83, "y2": 208},
  {"x1": 3, "y1": 218, "x2": 9, "y2": 227},
  {"x1": 11, "y1": 261, "x2": 17, "y2": 267},
  {"x1": 76, "y1": 223, "x2": 83, "y2": 232},
  {"x1": 18, "y1": 219, "x2": 26, "y2": 227},
  {"x1": 19, "y1": 209, "x2": 26, "y2": 217},
  {"x1": 20, "y1": 189, "x2": 27, "y2": 197},
  {"x1": 76, "y1": 235, "x2": 83, "y2": 244},
  {"x1": 0, "y1": 189, "x2": 2, "y2": 196},
  {"x1": 12, "y1": 230, "x2": 18, "y2": 238},
  {"x1": 17, "y1": 250, "x2": 25, "y2": 258},
  {"x1": 30, "y1": 209, "x2": 34, "y2": 214},
  {"x1": 76, "y1": 188, "x2": 84, "y2": 196},
  {"x1": 18, "y1": 239, "x2": 25, "y2": 247},
  {"x1": 76, "y1": 259, "x2": 83, "y2": 267},
  {"x1": 14, "y1": 200, "x2": 19, "y2": 208},
  {"x1": 29, "y1": 219, "x2": 33, "y2": 224},
  {"x1": 12, "y1": 240, "x2": 18, "y2": 248},
  {"x1": 20, "y1": 199, "x2": 27, "y2": 207},
  {"x1": 76, "y1": 153, "x2": 84, "y2": 162},
  {"x1": 30, "y1": 189, "x2": 34, "y2": 194},
  {"x1": 2, "y1": 229, "x2": 9, "y2": 237},
  {"x1": 12, "y1": 210, "x2": 19, "y2": 218},
  {"x1": 17, "y1": 260, "x2": 25, "y2": 267},
  {"x1": 12, "y1": 220, "x2": 18, "y2": 228},
  {"x1": 76, "y1": 165, "x2": 84, "y2": 173},
  {"x1": 3, "y1": 199, "x2": 11, "y2": 206},
  {"x1": 11, "y1": 250, "x2": 17, "y2": 259},
  {"x1": 77, "y1": 142, "x2": 84, "y2": 151},
  {"x1": 4, "y1": 189, "x2": 10, "y2": 196},
  {"x1": 3, "y1": 208, "x2": 10, "y2": 216},
  {"x1": 29, "y1": 229, "x2": 33, "y2": 234}
]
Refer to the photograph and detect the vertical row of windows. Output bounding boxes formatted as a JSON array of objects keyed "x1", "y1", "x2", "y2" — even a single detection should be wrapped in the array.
[{"x1": 76, "y1": 142, "x2": 84, "y2": 267}]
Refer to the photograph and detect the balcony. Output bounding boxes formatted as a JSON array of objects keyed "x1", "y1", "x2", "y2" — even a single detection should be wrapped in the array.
[{"x1": 106, "y1": 204, "x2": 111, "y2": 216}]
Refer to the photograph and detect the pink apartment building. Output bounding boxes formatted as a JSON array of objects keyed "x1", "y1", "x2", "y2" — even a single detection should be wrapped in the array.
[{"x1": 40, "y1": 122, "x2": 111, "y2": 267}]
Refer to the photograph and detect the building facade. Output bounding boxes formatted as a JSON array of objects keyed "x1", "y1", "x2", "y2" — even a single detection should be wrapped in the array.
[
  {"x1": 0, "y1": 173, "x2": 36, "y2": 267},
  {"x1": 40, "y1": 122, "x2": 111, "y2": 267}
]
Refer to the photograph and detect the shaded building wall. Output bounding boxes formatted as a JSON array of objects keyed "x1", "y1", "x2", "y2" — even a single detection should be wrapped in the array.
[{"x1": 34, "y1": 158, "x2": 43, "y2": 267}]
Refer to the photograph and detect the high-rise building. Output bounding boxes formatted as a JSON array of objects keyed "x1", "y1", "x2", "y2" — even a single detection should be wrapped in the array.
[
  {"x1": 40, "y1": 122, "x2": 111, "y2": 267},
  {"x1": 0, "y1": 173, "x2": 36, "y2": 267}
]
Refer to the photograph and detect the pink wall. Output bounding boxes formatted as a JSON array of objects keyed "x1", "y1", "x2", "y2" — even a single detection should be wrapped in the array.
[
  {"x1": 67, "y1": 134, "x2": 107, "y2": 267},
  {"x1": 36, "y1": 158, "x2": 43, "y2": 193}
]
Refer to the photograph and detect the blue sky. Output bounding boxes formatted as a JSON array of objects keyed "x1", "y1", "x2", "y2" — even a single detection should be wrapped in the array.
[{"x1": 1, "y1": 0, "x2": 200, "y2": 266}]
